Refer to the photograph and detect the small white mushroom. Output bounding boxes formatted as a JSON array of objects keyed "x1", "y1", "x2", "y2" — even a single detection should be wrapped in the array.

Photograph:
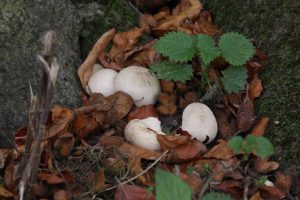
[
  {"x1": 124, "y1": 117, "x2": 165, "y2": 150},
  {"x1": 88, "y1": 68, "x2": 118, "y2": 97},
  {"x1": 264, "y1": 180, "x2": 274, "y2": 187},
  {"x1": 181, "y1": 102, "x2": 218, "y2": 144},
  {"x1": 114, "y1": 66, "x2": 161, "y2": 107}
]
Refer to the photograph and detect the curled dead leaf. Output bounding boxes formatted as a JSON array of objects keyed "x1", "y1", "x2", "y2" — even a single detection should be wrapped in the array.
[
  {"x1": 78, "y1": 29, "x2": 115, "y2": 89},
  {"x1": 251, "y1": 117, "x2": 269, "y2": 136},
  {"x1": 254, "y1": 158, "x2": 279, "y2": 173},
  {"x1": 157, "y1": 134, "x2": 191, "y2": 151},
  {"x1": 204, "y1": 140, "x2": 235, "y2": 160},
  {"x1": 249, "y1": 75, "x2": 263, "y2": 100},
  {"x1": 49, "y1": 105, "x2": 74, "y2": 138},
  {"x1": 128, "y1": 105, "x2": 158, "y2": 121},
  {"x1": 53, "y1": 132, "x2": 75, "y2": 157}
]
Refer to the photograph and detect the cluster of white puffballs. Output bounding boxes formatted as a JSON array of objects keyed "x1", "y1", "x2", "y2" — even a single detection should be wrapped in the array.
[{"x1": 88, "y1": 64, "x2": 218, "y2": 151}]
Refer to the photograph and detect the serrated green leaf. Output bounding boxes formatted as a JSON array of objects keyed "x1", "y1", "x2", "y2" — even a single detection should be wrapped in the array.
[
  {"x1": 149, "y1": 62, "x2": 193, "y2": 82},
  {"x1": 155, "y1": 169, "x2": 192, "y2": 200},
  {"x1": 219, "y1": 32, "x2": 255, "y2": 66},
  {"x1": 201, "y1": 192, "x2": 232, "y2": 200},
  {"x1": 254, "y1": 137, "x2": 274, "y2": 158},
  {"x1": 244, "y1": 135, "x2": 257, "y2": 155},
  {"x1": 196, "y1": 34, "x2": 221, "y2": 65},
  {"x1": 221, "y1": 66, "x2": 247, "y2": 93},
  {"x1": 153, "y1": 32, "x2": 197, "y2": 62},
  {"x1": 228, "y1": 136, "x2": 243, "y2": 154}
]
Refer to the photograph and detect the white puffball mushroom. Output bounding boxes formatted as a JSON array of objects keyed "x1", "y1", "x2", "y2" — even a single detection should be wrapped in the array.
[
  {"x1": 92, "y1": 63, "x2": 103, "y2": 73},
  {"x1": 88, "y1": 68, "x2": 118, "y2": 97},
  {"x1": 181, "y1": 102, "x2": 218, "y2": 144},
  {"x1": 114, "y1": 66, "x2": 161, "y2": 107},
  {"x1": 124, "y1": 117, "x2": 165, "y2": 151},
  {"x1": 264, "y1": 180, "x2": 274, "y2": 187}
]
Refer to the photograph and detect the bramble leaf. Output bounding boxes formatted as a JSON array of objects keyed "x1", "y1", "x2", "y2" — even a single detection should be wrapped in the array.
[
  {"x1": 221, "y1": 66, "x2": 248, "y2": 93},
  {"x1": 153, "y1": 32, "x2": 197, "y2": 62},
  {"x1": 155, "y1": 169, "x2": 191, "y2": 200},
  {"x1": 201, "y1": 192, "x2": 232, "y2": 200},
  {"x1": 196, "y1": 34, "x2": 220, "y2": 65},
  {"x1": 254, "y1": 136, "x2": 274, "y2": 158},
  {"x1": 219, "y1": 32, "x2": 255, "y2": 66},
  {"x1": 228, "y1": 136, "x2": 243, "y2": 154},
  {"x1": 149, "y1": 62, "x2": 193, "y2": 82}
]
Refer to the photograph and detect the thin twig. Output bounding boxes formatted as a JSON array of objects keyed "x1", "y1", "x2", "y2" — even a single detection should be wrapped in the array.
[{"x1": 100, "y1": 150, "x2": 169, "y2": 193}]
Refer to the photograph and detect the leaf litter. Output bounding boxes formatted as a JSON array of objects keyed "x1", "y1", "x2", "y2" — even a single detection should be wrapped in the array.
[{"x1": 0, "y1": 0, "x2": 297, "y2": 199}]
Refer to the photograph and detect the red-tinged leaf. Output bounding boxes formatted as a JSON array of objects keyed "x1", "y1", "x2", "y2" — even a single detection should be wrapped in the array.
[
  {"x1": 254, "y1": 158, "x2": 279, "y2": 173},
  {"x1": 249, "y1": 75, "x2": 263, "y2": 100},
  {"x1": 53, "y1": 132, "x2": 75, "y2": 157},
  {"x1": 128, "y1": 105, "x2": 158, "y2": 121},
  {"x1": 165, "y1": 140, "x2": 207, "y2": 164},
  {"x1": 48, "y1": 105, "x2": 74, "y2": 138},
  {"x1": 275, "y1": 172, "x2": 292, "y2": 192},
  {"x1": 78, "y1": 29, "x2": 115, "y2": 89},
  {"x1": 38, "y1": 173, "x2": 65, "y2": 185},
  {"x1": 54, "y1": 190, "x2": 68, "y2": 200},
  {"x1": 114, "y1": 184, "x2": 155, "y2": 200},
  {"x1": 260, "y1": 186, "x2": 286, "y2": 200},
  {"x1": 251, "y1": 117, "x2": 269, "y2": 136},
  {"x1": 157, "y1": 134, "x2": 191, "y2": 151},
  {"x1": 73, "y1": 114, "x2": 99, "y2": 138},
  {"x1": 204, "y1": 140, "x2": 235, "y2": 160},
  {"x1": 62, "y1": 171, "x2": 75, "y2": 183}
]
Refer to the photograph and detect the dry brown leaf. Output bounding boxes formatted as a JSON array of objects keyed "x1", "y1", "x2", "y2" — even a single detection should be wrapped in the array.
[
  {"x1": 213, "y1": 108, "x2": 235, "y2": 140},
  {"x1": 0, "y1": 149, "x2": 10, "y2": 169},
  {"x1": 251, "y1": 117, "x2": 269, "y2": 136},
  {"x1": 254, "y1": 158, "x2": 279, "y2": 173},
  {"x1": 249, "y1": 192, "x2": 263, "y2": 200},
  {"x1": 212, "y1": 158, "x2": 242, "y2": 181},
  {"x1": 192, "y1": 11, "x2": 221, "y2": 36},
  {"x1": 165, "y1": 140, "x2": 207, "y2": 164},
  {"x1": 48, "y1": 105, "x2": 74, "y2": 138},
  {"x1": 73, "y1": 114, "x2": 99, "y2": 138},
  {"x1": 260, "y1": 186, "x2": 286, "y2": 200},
  {"x1": 180, "y1": 173, "x2": 203, "y2": 194},
  {"x1": 38, "y1": 173, "x2": 65, "y2": 185},
  {"x1": 78, "y1": 29, "x2": 115, "y2": 88},
  {"x1": 53, "y1": 132, "x2": 75, "y2": 157},
  {"x1": 128, "y1": 105, "x2": 158, "y2": 121},
  {"x1": 161, "y1": 80, "x2": 175, "y2": 93},
  {"x1": 0, "y1": 185, "x2": 13, "y2": 199},
  {"x1": 204, "y1": 140, "x2": 235, "y2": 160},
  {"x1": 157, "y1": 134, "x2": 191, "y2": 151},
  {"x1": 103, "y1": 154, "x2": 126, "y2": 173},
  {"x1": 179, "y1": 91, "x2": 198, "y2": 109},
  {"x1": 236, "y1": 89, "x2": 256, "y2": 134},
  {"x1": 249, "y1": 75, "x2": 263, "y2": 100},
  {"x1": 157, "y1": 93, "x2": 177, "y2": 115},
  {"x1": 275, "y1": 171, "x2": 292, "y2": 192},
  {"x1": 213, "y1": 180, "x2": 243, "y2": 200},
  {"x1": 105, "y1": 92, "x2": 134, "y2": 126},
  {"x1": 53, "y1": 190, "x2": 68, "y2": 200},
  {"x1": 99, "y1": 134, "x2": 124, "y2": 149},
  {"x1": 93, "y1": 169, "x2": 105, "y2": 192},
  {"x1": 114, "y1": 184, "x2": 155, "y2": 200},
  {"x1": 4, "y1": 160, "x2": 15, "y2": 193}
]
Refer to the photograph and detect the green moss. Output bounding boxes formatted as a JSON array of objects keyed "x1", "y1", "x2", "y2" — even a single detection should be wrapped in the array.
[
  {"x1": 75, "y1": 0, "x2": 138, "y2": 58},
  {"x1": 207, "y1": 0, "x2": 300, "y2": 194}
]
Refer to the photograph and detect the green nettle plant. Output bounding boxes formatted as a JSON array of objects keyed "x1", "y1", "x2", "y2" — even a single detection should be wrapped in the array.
[
  {"x1": 149, "y1": 32, "x2": 255, "y2": 93},
  {"x1": 228, "y1": 135, "x2": 274, "y2": 160}
]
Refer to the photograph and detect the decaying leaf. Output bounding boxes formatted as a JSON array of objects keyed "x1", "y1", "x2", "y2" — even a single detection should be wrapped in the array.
[
  {"x1": 275, "y1": 171, "x2": 292, "y2": 193},
  {"x1": 213, "y1": 108, "x2": 235, "y2": 140},
  {"x1": 157, "y1": 134, "x2": 191, "y2": 151},
  {"x1": 53, "y1": 132, "x2": 75, "y2": 157},
  {"x1": 78, "y1": 29, "x2": 115, "y2": 89},
  {"x1": 251, "y1": 117, "x2": 269, "y2": 136},
  {"x1": 249, "y1": 75, "x2": 263, "y2": 100},
  {"x1": 260, "y1": 185, "x2": 286, "y2": 200},
  {"x1": 128, "y1": 105, "x2": 158, "y2": 121},
  {"x1": 204, "y1": 140, "x2": 235, "y2": 160},
  {"x1": 254, "y1": 158, "x2": 279, "y2": 173},
  {"x1": 114, "y1": 184, "x2": 155, "y2": 200},
  {"x1": 157, "y1": 93, "x2": 177, "y2": 115}
]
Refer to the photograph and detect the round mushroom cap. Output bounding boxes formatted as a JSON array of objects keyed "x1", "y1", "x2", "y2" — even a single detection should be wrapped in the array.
[
  {"x1": 88, "y1": 68, "x2": 118, "y2": 97},
  {"x1": 114, "y1": 66, "x2": 161, "y2": 107},
  {"x1": 124, "y1": 119, "x2": 165, "y2": 151},
  {"x1": 140, "y1": 117, "x2": 162, "y2": 133},
  {"x1": 181, "y1": 102, "x2": 218, "y2": 144}
]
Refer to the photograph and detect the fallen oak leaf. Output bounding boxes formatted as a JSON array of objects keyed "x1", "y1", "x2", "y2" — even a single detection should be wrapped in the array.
[
  {"x1": 251, "y1": 117, "x2": 269, "y2": 136},
  {"x1": 157, "y1": 134, "x2": 191, "y2": 151},
  {"x1": 78, "y1": 29, "x2": 115, "y2": 89}
]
